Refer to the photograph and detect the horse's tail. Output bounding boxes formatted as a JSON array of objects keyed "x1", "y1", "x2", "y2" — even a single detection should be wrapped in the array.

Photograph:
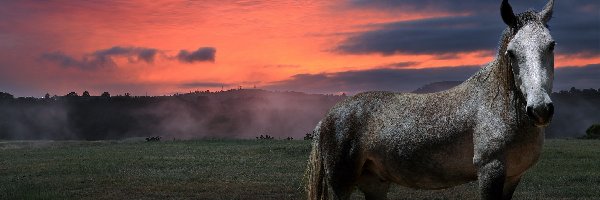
[{"x1": 306, "y1": 123, "x2": 328, "y2": 200}]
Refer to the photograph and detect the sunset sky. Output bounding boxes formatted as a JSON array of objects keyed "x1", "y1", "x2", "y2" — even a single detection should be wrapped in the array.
[{"x1": 0, "y1": 0, "x2": 598, "y2": 97}]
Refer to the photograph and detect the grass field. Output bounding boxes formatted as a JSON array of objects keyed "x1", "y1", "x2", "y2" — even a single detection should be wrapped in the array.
[{"x1": 1, "y1": 139, "x2": 599, "y2": 199}]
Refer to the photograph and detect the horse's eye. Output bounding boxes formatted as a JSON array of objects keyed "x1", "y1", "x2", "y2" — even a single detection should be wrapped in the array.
[
  {"x1": 549, "y1": 41, "x2": 556, "y2": 51},
  {"x1": 506, "y1": 50, "x2": 516, "y2": 60}
]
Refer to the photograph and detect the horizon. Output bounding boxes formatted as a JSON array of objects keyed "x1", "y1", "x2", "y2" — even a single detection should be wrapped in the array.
[
  {"x1": 1, "y1": 0, "x2": 598, "y2": 97},
  {"x1": 2, "y1": 83, "x2": 599, "y2": 99}
]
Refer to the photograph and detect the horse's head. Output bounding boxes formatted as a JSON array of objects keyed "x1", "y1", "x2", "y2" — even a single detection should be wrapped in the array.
[{"x1": 501, "y1": 0, "x2": 555, "y2": 127}]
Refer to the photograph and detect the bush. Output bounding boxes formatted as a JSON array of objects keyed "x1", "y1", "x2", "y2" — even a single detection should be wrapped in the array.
[
  {"x1": 256, "y1": 134, "x2": 274, "y2": 140},
  {"x1": 145, "y1": 136, "x2": 161, "y2": 142},
  {"x1": 585, "y1": 124, "x2": 600, "y2": 139},
  {"x1": 303, "y1": 132, "x2": 314, "y2": 140}
]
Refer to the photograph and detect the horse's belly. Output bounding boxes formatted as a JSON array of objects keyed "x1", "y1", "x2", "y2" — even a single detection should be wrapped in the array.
[{"x1": 369, "y1": 132, "x2": 478, "y2": 189}]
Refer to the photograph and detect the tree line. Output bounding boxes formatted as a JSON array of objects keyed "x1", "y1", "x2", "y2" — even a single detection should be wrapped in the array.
[
  {"x1": 0, "y1": 89, "x2": 343, "y2": 140},
  {"x1": 0, "y1": 87, "x2": 598, "y2": 140}
]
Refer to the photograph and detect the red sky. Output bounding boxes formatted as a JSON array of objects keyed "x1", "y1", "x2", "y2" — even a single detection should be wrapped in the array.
[{"x1": 0, "y1": 0, "x2": 598, "y2": 96}]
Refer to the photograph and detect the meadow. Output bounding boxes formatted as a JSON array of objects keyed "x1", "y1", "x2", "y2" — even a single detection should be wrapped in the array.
[{"x1": 0, "y1": 139, "x2": 598, "y2": 199}]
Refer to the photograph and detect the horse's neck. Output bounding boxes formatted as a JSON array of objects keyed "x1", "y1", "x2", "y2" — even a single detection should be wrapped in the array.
[{"x1": 472, "y1": 59, "x2": 511, "y2": 94}]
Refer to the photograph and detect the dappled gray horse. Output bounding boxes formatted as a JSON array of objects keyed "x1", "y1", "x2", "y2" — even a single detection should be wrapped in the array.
[{"x1": 307, "y1": 0, "x2": 556, "y2": 199}]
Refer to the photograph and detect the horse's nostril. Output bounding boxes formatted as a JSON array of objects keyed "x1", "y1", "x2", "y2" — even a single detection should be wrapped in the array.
[
  {"x1": 526, "y1": 104, "x2": 554, "y2": 125},
  {"x1": 526, "y1": 105, "x2": 536, "y2": 119},
  {"x1": 547, "y1": 103, "x2": 554, "y2": 116}
]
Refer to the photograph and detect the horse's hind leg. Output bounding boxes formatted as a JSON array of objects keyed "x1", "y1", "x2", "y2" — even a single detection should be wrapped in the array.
[
  {"x1": 322, "y1": 143, "x2": 361, "y2": 199},
  {"x1": 357, "y1": 169, "x2": 390, "y2": 200},
  {"x1": 326, "y1": 161, "x2": 360, "y2": 200}
]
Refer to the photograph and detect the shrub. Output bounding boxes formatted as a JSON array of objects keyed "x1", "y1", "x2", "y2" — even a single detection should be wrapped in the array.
[
  {"x1": 303, "y1": 132, "x2": 314, "y2": 140},
  {"x1": 256, "y1": 134, "x2": 274, "y2": 140},
  {"x1": 585, "y1": 124, "x2": 600, "y2": 139},
  {"x1": 145, "y1": 136, "x2": 161, "y2": 142}
]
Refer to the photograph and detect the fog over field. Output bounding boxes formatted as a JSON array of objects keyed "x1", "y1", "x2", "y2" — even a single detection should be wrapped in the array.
[
  {"x1": 0, "y1": 85, "x2": 598, "y2": 140},
  {"x1": 0, "y1": 89, "x2": 343, "y2": 140}
]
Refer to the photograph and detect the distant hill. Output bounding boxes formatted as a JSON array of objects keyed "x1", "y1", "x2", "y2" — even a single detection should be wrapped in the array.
[{"x1": 412, "y1": 81, "x2": 463, "y2": 93}]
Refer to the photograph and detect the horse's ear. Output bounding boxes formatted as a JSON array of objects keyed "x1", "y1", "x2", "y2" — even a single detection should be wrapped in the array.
[
  {"x1": 501, "y1": 0, "x2": 516, "y2": 27},
  {"x1": 539, "y1": 0, "x2": 554, "y2": 24}
]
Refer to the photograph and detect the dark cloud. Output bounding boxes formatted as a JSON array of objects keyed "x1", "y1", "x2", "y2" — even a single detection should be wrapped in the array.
[
  {"x1": 551, "y1": 17, "x2": 599, "y2": 54},
  {"x1": 138, "y1": 49, "x2": 158, "y2": 63},
  {"x1": 40, "y1": 51, "x2": 94, "y2": 69},
  {"x1": 554, "y1": 64, "x2": 600, "y2": 91},
  {"x1": 336, "y1": 15, "x2": 500, "y2": 55},
  {"x1": 265, "y1": 64, "x2": 600, "y2": 94},
  {"x1": 92, "y1": 46, "x2": 159, "y2": 63},
  {"x1": 264, "y1": 66, "x2": 480, "y2": 94},
  {"x1": 347, "y1": 0, "x2": 563, "y2": 13},
  {"x1": 338, "y1": 0, "x2": 599, "y2": 55},
  {"x1": 377, "y1": 61, "x2": 420, "y2": 68},
  {"x1": 41, "y1": 46, "x2": 159, "y2": 70},
  {"x1": 348, "y1": 0, "x2": 487, "y2": 12},
  {"x1": 177, "y1": 47, "x2": 216, "y2": 63},
  {"x1": 41, "y1": 46, "x2": 220, "y2": 69}
]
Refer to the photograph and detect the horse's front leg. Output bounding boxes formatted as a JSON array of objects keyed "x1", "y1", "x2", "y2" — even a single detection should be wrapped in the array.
[
  {"x1": 477, "y1": 159, "x2": 506, "y2": 200},
  {"x1": 502, "y1": 176, "x2": 522, "y2": 199}
]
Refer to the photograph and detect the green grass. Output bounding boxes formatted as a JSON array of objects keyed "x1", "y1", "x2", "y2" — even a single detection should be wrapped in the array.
[{"x1": 0, "y1": 139, "x2": 598, "y2": 199}]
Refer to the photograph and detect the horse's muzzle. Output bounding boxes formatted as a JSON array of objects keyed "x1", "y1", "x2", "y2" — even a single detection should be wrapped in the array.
[{"x1": 526, "y1": 103, "x2": 554, "y2": 126}]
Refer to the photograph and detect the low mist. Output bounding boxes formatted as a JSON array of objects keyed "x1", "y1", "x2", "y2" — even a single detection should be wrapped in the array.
[
  {"x1": 0, "y1": 90, "x2": 344, "y2": 140},
  {"x1": 0, "y1": 87, "x2": 598, "y2": 140},
  {"x1": 546, "y1": 89, "x2": 600, "y2": 138}
]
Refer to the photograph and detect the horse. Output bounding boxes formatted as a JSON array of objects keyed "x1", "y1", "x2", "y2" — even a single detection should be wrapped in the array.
[{"x1": 306, "y1": 0, "x2": 555, "y2": 199}]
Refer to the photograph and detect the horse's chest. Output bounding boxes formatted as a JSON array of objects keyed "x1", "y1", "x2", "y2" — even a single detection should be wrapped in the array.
[{"x1": 505, "y1": 132, "x2": 544, "y2": 177}]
